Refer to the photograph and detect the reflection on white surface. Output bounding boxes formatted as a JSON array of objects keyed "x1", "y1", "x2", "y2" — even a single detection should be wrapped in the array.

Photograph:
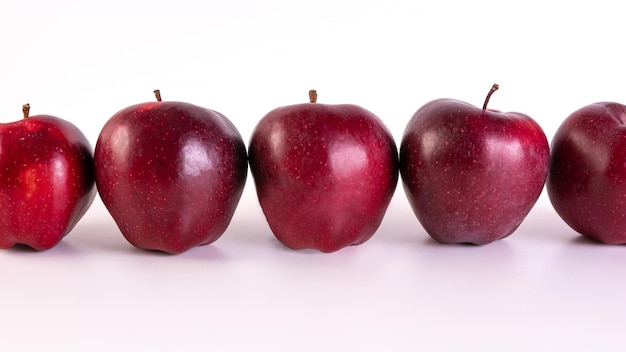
[{"x1": 5, "y1": 193, "x2": 626, "y2": 352}]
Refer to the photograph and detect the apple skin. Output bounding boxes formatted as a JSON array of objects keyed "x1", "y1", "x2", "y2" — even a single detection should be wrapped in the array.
[
  {"x1": 400, "y1": 93, "x2": 549, "y2": 245},
  {"x1": 94, "y1": 98, "x2": 247, "y2": 254},
  {"x1": 547, "y1": 102, "x2": 626, "y2": 244},
  {"x1": 0, "y1": 110, "x2": 96, "y2": 250},
  {"x1": 248, "y1": 95, "x2": 398, "y2": 253}
]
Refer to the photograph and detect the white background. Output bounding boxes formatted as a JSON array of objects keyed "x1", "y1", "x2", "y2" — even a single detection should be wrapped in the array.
[{"x1": 1, "y1": 1, "x2": 625, "y2": 351}]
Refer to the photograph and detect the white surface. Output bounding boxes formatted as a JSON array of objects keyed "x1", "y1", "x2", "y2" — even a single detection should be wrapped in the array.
[{"x1": 1, "y1": 1, "x2": 625, "y2": 351}]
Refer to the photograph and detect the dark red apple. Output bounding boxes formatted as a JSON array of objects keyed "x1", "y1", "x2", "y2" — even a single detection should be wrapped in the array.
[
  {"x1": 400, "y1": 84, "x2": 550, "y2": 244},
  {"x1": 0, "y1": 104, "x2": 96, "y2": 250},
  {"x1": 547, "y1": 102, "x2": 626, "y2": 243},
  {"x1": 248, "y1": 90, "x2": 398, "y2": 253},
  {"x1": 94, "y1": 90, "x2": 247, "y2": 254}
]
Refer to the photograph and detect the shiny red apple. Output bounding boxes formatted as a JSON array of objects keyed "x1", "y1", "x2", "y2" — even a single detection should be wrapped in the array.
[
  {"x1": 547, "y1": 102, "x2": 626, "y2": 243},
  {"x1": 0, "y1": 104, "x2": 96, "y2": 250},
  {"x1": 400, "y1": 84, "x2": 550, "y2": 244},
  {"x1": 94, "y1": 90, "x2": 247, "y2": 254},
  {"x1": 248, "y1": 90, "x2": 398, "y2": 253}
]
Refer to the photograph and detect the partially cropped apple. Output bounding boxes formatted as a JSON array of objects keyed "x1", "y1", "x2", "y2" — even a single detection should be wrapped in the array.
[
  {"x1": 248, "y1": 90, "x2": 398, "y2": 253},
  {"x1": 94, "y1": 90, "x2": 247, "y2": 254},
  {"x1": 400, "y1": 84, "x2": 550, "y2": 244},
  {"x1": 548, "y1": 102, "x2": 626, "y2": 243},
  {"x1": 0, "y1": 104, "x2": 96, "y2": 250}
]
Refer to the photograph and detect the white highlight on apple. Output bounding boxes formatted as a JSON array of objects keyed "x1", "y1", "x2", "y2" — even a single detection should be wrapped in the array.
[
  {"x1": 486, "y1": 135, "x2": 524, "y2": 163},
  {"x1": 329, "y1": 141, "x2": 368, "y2": 179},
  {"x1": 181, "y1": 139, "x2": 214, "y2": 177},
  {"x1": 421, "y1": 130, "x2": 440, "y2": 158}
]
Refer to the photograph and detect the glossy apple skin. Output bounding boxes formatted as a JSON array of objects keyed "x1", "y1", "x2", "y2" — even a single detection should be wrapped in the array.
[
  {"x1": 248, "y1": 102, "x2": 398, "y2": 253},
  {"x1": 0, "y1": 115, "x2": 96, "y2": 250},
  {"x1": 547, "y1": 102, "x2": 626, "y2": 244},
  {"x1": 400, "y1": 98, "x2": 549, "y2": 244},
  {"x1": 94, "y1": 101, "x2": 247, "y2": 254}
]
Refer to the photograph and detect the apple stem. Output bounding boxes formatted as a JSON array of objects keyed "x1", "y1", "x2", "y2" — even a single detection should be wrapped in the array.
[
  {"x1": 482, "y1": 83, "x2": 499, "y2": 111},
  {"x1": 22, "y1": 103, "x2": 30, "y2": 119},
  {"x1": 154, "y1": 89, "x2": 162, "y2": 102},
  {"x1": 309, "y1": 89, "x2": 318, "y2": 103}
]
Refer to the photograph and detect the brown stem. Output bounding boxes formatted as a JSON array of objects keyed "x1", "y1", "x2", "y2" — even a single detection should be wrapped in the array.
[
  {"x1": 309, "y1": 89, "x2": 317, "y2": 103},
  {"x1": 154, "y1": 89, "x2": 162, "y2": 102},
  {"x1": 482, "y1": 83, "x2": 499, "y2": 111},
  {"x1": 22, "y1": 103, "x2": 30, "y2": 119}
]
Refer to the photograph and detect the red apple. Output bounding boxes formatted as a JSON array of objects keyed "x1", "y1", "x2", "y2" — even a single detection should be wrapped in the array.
[
  {"x1": 400, "y1": 84, "x2": 549, "y2": 244},
  {"x1": 248, "y1": 90, "x2": 398, "y2": 253},
  {"x1": 94, "y1": 90, "x2": 247, "y2": 254},
  {"x1": 547, "y1": 102, "x2": 626, "y2": 243},
  {"x1": 0, "y1": 104, "x2": 96, "y2": 250}
]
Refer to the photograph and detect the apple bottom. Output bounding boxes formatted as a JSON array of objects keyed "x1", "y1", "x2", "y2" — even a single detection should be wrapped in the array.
[
  {"x1": 0, "y1": 195, "x2": 88, "y2": 250},
  {"x1": 0, "y1": 224, "x2": 75, "y2": 251},
  {"x1": 549, "y1": 192, "x2": 626, "y2": 244},
  {"x1": 101, "y1": 181, "x2": 242, "y2": 254},
  {"x1": 404, "y1": 181, "x2": 537, "y2": 245},
  {"x1": 259, "y1": 184, "x2": 391, "y2": 252}
]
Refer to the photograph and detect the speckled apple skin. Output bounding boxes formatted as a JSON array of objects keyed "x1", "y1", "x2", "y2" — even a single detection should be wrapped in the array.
[
  {"x1": 249, "y1": 103, "x2": 398, "y2": 253},
  {"x1": 400, "y1": 99, "x2": 549, "y2": 245},
  {"x1": 0, "y1": 115, "x2": 96, "y2": 250},
  {"x1": 548, "y1": 102, "x2": 626, "y2": 244},
  {"x1": 94, "y1": 101, "x2": 247, "y2": 254}
]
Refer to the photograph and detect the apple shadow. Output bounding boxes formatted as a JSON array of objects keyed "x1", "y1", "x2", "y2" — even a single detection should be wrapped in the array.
[
  {"x1": 6, "y1": 243, "x2": 40, "y2": 253},
  {"x1": 415, "y1": 234, "x2": 518, "y2": 269},
  {"x1": 2, "y1": 242, "x2": 73, "y2": 255},
  {"x1": 225, "y1": 214, "x2": 407, "y2": 257},
  {"x1": 569, "y1": 235, "x2": 602, "y2": 246},
  {"x1": 67, "y1": 220, "x2": 236, "y2": 261},
  {"x1": 504, "y1": 200, "x2": 576, "y2": 245},
  {"x1": 217, "y1": 203, "x2": 281, "y2": 249},
  {"x1": 222, "y1": 223, "x2": 277, "y2": 249},
  {"x1": 3, "y1": 242, "x2": 94, "y2": 260},
  {"x1": 372, "y1": 215, "x2": 427, "y2": 245},
  {"x1": 364, "y1": 191, "x2": 434, "y2": 249},
  {"x1": 124, "y1": 241, "x2": 231, "y2": 261},
  {"x1": 419, "y1": 235, "x2": 517, "y2": 250},
  {"x1": 568, "y1": 234, "x2": 626, "y2": 247},
  {"x1": 0, "y1": 235, "x2": 88, "y2": 258},
  {"x1": 536, "y1": 228, "x2": 626, "y2": 295},
  {"x1": 220, "y1": 205, "x2": 379, "y2": 261},
  {"x1": 64, "y1": 220, "x2": 133, "y2": 254}
]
